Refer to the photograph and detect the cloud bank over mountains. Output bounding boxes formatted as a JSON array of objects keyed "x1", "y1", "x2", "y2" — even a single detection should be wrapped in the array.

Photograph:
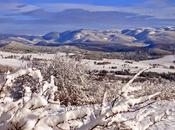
[{"x1": 0, "y1": 0, "x2": 175, "y2": 34}]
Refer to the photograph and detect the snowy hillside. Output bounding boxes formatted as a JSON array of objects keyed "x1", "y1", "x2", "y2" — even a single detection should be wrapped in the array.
[
  {"x1": 122, "y1": 27, "x2": 175, "y2": 50},
  {"x1": 57, "y1": 29, "x2": 137, "y2": 43},
  {"x1": 1, "y1": 27, "x2": 175, "y2": 53}
]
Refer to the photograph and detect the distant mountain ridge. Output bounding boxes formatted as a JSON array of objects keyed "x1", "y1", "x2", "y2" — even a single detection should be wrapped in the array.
[{"x1": 1, "y1": 27, "x2": 175, "y2": 53}]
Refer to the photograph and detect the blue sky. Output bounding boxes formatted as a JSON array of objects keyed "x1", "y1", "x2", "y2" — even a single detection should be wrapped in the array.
[
  {"x1": 26, "y1": 0, "x2": 142, "y2": 6},
  {"x1": 0, "y1": 0, "x2": 175, "y2": 34}
]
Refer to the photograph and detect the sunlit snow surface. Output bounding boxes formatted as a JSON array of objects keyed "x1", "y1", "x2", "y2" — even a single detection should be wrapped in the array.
[
  {"x1": 0, "y1": 68, "x2": 175, "y2": 130},
  {"x1": 0, "y1": 51, "x2": 175, "y2": 73}
]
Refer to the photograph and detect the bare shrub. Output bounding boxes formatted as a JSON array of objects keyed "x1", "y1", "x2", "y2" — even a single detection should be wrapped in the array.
[
  {"x1": 169, "y1": 65, "x2": 175, "y2": 69},
  {"x1": 3, "y1": 55, "x2": 18, "y2": 59},
  {"x1": 0, "y1": 65, "x2": 15, "y2": 73},
  {"x1": 94, "y1": 61, "x2": 111, "y2": 65},
  {"x1": 111, "y1": 66, "x2": 117, "y2": 69},
  {"x1": 20, "y1": 55, "x2": 32, "y2": 61},
  {"x1": 125, "y1": 60, "x2": 133, "y2": 64},
  {"x1": 31, "y1": 56, "x2": 99, "y2": 105},
  {"x1": 11, "y1": 74, "x2": 41, "y2": 100}
]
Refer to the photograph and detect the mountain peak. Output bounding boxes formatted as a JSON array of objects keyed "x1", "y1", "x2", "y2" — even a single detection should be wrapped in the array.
[{"x1": 43, "y1": 32, "x2": 59, "y2": 40}]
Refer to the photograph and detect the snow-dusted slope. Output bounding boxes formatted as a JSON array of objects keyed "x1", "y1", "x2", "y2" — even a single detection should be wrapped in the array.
[
  {"x1": 1, "y1": 27, "x2": 175, "y2": 52},
  {"x1": 122, "y1": 27, "x2": 175, "y2": 50},
  {"x1": 57, "y1": 29, "x2": 137, "y2": 43},
  {"x1": 42, "y1": 32, "x2": 60, "y2": 40},
  {"x1": 122, "y1": 28, "x2": 156, "y2": 40}
]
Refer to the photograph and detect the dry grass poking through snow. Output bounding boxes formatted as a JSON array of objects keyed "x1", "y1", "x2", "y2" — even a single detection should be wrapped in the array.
[{"x1": 0, "y1": 65, "x2": 15, "y2": 73}]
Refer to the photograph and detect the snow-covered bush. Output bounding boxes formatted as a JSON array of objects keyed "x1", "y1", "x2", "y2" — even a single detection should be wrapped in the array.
[
  {"x1": 28, "y1": 56, "x2": 103, "y2": 105},
  {"x1": 0, "y1": 67, "x2": 174, "y2": 130}
]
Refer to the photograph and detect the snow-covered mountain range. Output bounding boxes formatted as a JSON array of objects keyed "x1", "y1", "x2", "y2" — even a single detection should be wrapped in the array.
[{"x1": 1, "y1": 27, "x2": 175, "y2": 52}]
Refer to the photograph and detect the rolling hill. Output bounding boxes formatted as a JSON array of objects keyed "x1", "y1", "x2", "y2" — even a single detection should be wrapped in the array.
[{"x1": 0, "y1": 27, "x2": 175, "y2": 54}]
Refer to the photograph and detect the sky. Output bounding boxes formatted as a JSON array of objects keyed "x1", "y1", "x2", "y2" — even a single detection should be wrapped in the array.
[{"x1": 0, "y1": 0, "x2": 175, "y2": 34}]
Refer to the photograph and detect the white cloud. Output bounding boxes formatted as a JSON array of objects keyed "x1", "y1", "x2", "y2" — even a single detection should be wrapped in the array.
[
  {"x1": 40, "y1": 2, "x2": 175, "y2": 19},
  {"x1": 40, "y1": 3, "x2": 118, "y2": 12},
  {"x1": 0, "y1": 3, "x2": 39, "y2": 14},
  {"x1": 0, "y1": 1, "x2": 175, "y2": 19}
]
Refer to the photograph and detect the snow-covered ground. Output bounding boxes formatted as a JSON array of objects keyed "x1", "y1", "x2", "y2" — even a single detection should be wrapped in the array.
[
  {"x1": 82, "y1": 55, "x2": 175, "y2": 73},
  {"x1": 0, "y1": 51, "x2": 63, "y2": 68},
  {"x1": 0, "y1": 50, "x2": 174, "y2": 129},
  {"x1": 0, "y1": 51, "x2": 175, "y2": 74},
  {"x1": 0, "y1": 68, "x2": 175, "y2": 130}
]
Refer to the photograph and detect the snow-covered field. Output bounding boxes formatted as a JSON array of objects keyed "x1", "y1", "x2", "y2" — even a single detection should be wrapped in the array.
[
  {"x1": 82, "y1": 55, "x2": 175, "y2": 73},
  {"x1": 0, "y1": 51, "x2": 60, "y2": 68},
  {"x1": 0, "y1": 51, "x2": 175, "y2": 74},
  {"x1": 0, "y1": 51, "x2": 175, "y2": 130},
  {"x1": 0, "y1": 68, "x2": 175, "y2": 130}
]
